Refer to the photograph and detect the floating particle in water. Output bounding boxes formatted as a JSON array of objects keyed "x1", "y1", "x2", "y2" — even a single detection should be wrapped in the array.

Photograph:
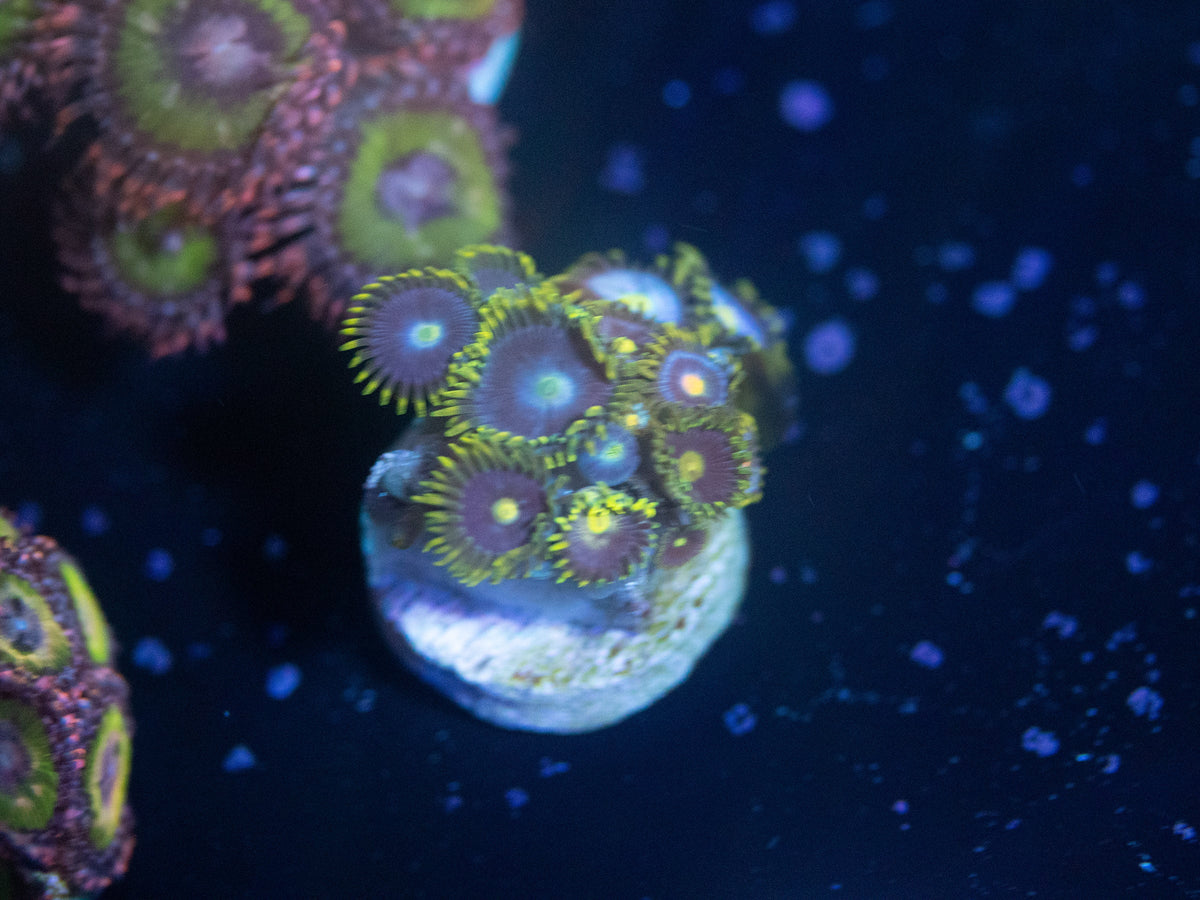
[
  {"x1": 354, "y1": 688, "x2": 377, "y2": 713},
  {"x1": 1084, "y1": 417, "x2": 1108, "y2": 445},
  {"x1": 1126, "y1": 686, "x2": 1163, "y2": 721},
  {"x1": 1172, "y1": 821, "x2": 1197, "y2": 842},
  {"x1": 441, "y1": 792, "x2": 464, "y2": 814},
  {"x1": 1117, "y1": 280, "x2": 1146, "y2": 311},
  {"x1": 663, "y1": 79, "x2": 691, "y2": 109},
  {"x1": 1129, "y1": 480, "x2": 1160, "y2": 509},
  {"x1": 222, "y1": 744, "x2": 257, "y2": 773},
  {"x1": 769, "y1": 565, "x2": 787, "y2": 584},
  {"x1": 1106, "y1": 623, "x2": 1137, "y2": 651},
  {"x1": 80, "y1": 505, "x2": 111, "y2": 537},
  {"x1": 1094, "y1": 261, "x2": 1119, "y2": 288},
  {"x1": 909, "y1": 640, "x2": 944, "y2": 669},
  {"x1": 751, "y1": 0, "x2": 797, "y2": 35},
  {"x1": 891, "y1": 799, "x2": 909, "y2": 815},
  {"x1": 504, "y1": 787, "x2": 530, "y2": 811},
  {"x1": 262, "y1": 534, "x2": 288, "y2": 562},
  {"x1": 265, "y1": 663, "x2": 302, "y2": 700},
  {"x1": 1041, "y1": 611, "x2": 1078, "y2": 639},
  {"x1": 958, "y1": 381, "x2": 988, "y2": 415},
  {"x1": 723, "y1": 702, "x2": 758, "y2": 735},
  {"x1": 599, "y1": 143, "x2": 645, "y2": 196},
  {"x1": 844, "y1": 267, "x2": 879, "y2": 301},
  {"x1": 1003, "y1": 368, "x2": 1052, "y2": 420},
  {"x1": 538, "y1": 757, "x2": 571, "y2": 778},
  {"x1": 1010, "y1": 246, "x2": 1053, "y2": 291},
  {"x1": 803, "y1": 318, "x2": 856, "y2": 375},
  {"x1": 798, "y1": 230, "x2": 842, "y2": 273},
  {"x1": 1102, "y1": 754, "x2": 1121, "y2": 774},
  {"x1": 780, "y1": 80, "x2": 834, "y2": 132},
  {"x1": 201, "y1": 527, "x2": 223, "y2": 547},
  {"x1": 1020, "y1": 726, "x2": 1060, "y2": 757},
  {"x1": 1125, "y1": 551, "x2": 1153, "y2": 575},
  {"x1": 144, "y1": 548, "x2": 175, "y2": 582},
  {"x1": 971, "y1": 280, "x2": 1016, "y2": 317},
  {"x1": 1066, "y1": 323, "x2": 1098, "y2": 352},
  {"x1": 937, "y1": 241, "x2": 976, "y2": 271},
  {"x1": 132, "y1": 636, "x2": 173, "y2": 675}
]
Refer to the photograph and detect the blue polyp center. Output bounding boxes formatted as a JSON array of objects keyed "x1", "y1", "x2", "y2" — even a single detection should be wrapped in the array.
[
  {"x1": 408, "y1": 319, "x2": 445, "y2": 350},
  {"x1": 598, "y1": 439, "x2": 626, "y2": 462},
  {"x1": 0, "y1": 724, "x2": 30, "y2": 787},
  {"x1": 1, "y1": 595, "x2": 40, "y2": 653},
  {"x1": 529, "y1": 370, "x2": 575, "y2": 408}
]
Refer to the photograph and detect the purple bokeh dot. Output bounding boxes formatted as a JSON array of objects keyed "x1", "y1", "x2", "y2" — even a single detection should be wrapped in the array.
[
  {"x1": 1010, "y1": 246, "x2": 1053, "y2": 291},
  {"x1": 909, "y1": 640, "x2": 944, "y2": 669},
  {"x1": 599, "y1": 143, "x2": 645, "y2": 196},
  {"x1": 144, "y1": 548, "x2": 175, "y2": 582},
  {"x1": 133, "y1": 636, "x2": 173, "y2": 675},
  {"x1": 1003, "y1": 368, "x2": 1052, "y2": 420},
  {"x1": 265, "y1": 662, "x2": 302, "y2": 700},
  {"x1": 750, "y1": 0, "x2": 796, "y2": 35},
  {"x1": 723, "y1": 702, "x2": 758, "y2": 736},
  {"x1": 803, "y1": 318, "x2": 856, "y2": 375},
  {"x1": 798, "y1": 230, "x2": 842, "y2": 273},
  {"x1": 779, "y1": 80, "x2": 834, "y2": 132},
  {"x1": 1129, "y1": 480, "x2": 1160, "y2": 510},
  {"x1": 1020, "y1": 726, "x2": 1060, "y2": 757},
  {"x1": 971, "y1": 280, "x2": 1016, "y2": 318},
  {"x1": 223, "y1": 744, "x2": 257, "y2": 773}
]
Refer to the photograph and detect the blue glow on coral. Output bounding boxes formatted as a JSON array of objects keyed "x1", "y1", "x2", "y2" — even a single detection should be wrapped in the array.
[{"x1": 468, "y1": 30, "x2": 523, "y2": 105}]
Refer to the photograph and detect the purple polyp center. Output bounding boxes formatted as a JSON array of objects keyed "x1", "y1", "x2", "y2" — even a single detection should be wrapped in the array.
[
  {"x1": 0, "y1": 592, "x2": 42, "y2": 654},
  {"x1": 376, "y1": 152, "x2": 459, "y2": 233},
  {"x1": 0, "y1": 722, "x2": 31, "y2": 791},
  {"x1": 99, "y1": 735, "x2": 122, "y2": 801},
  {"x1": 168, "y1": 3, "x2": 284, "y2": 103}
]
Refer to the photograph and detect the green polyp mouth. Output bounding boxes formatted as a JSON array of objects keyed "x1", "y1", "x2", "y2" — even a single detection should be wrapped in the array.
[
  {"x1": 85, "y1": 705, "x2": 132, "y2": 849},
  {"x1": 109, "y1": 206, "x2": 220, "y2": 296},
  {"x1": 0, "y1": 572, "x2": 71, "y2": 673},
  {"x1": 410, "y1": 320, "x2": 445, "y2": 349},
  {"x1": 338, "y1": 109, "x2": 502, "y2": 269},
  {"x1": 533, "y1": 371, "x2": 571, "y2": 406},
  {"x1": 0, "y1": 699, "x2": 59, "y2": 832},
  {"x1": 389, "y1": 0, "x2": 496, "y2": 21},
  {"x1": 114, "y1": 0, "x2": 312, "y2": 152}
]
